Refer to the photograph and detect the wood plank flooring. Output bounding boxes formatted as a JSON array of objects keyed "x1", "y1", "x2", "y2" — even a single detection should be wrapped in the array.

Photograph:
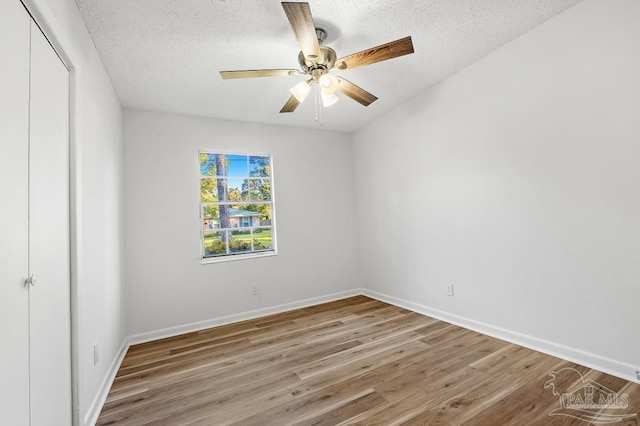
[{"x1": 97, "y1": 296, "x2": 640, "y2": 425}]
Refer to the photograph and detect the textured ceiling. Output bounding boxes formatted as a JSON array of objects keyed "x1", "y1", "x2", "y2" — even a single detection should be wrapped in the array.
[{"x1": 75, "y1": 0, "x2": 582, "y2": 133}]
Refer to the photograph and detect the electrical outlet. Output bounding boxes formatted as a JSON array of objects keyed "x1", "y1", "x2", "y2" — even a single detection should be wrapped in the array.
[
  {"x1": 252, "y1": 284, "x2": 260, "y2": 295},
  {"x1": 636, "y1": 370, "x2": 640, "y2": 381},
  {"x1": 93, "y1": 342, "x2": 99, "y2": 365},
  {"x1": 446, "y1": 283, "x2": 454, "y2": 297}
]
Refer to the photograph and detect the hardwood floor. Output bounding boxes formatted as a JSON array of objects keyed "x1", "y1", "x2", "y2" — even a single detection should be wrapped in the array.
[{"x1": 97, "y1": 296, "x2": 640, "y2": 425}]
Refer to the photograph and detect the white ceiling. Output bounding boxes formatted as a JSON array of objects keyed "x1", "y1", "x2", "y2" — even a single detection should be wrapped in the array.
[{"x1": 75, "y1": 0, "x2": 582, "y2": 133}]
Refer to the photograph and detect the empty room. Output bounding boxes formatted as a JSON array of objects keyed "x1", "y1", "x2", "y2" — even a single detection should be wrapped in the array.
[{"x1": 1, "y1": 0, "x2": 639, "y2": 425}]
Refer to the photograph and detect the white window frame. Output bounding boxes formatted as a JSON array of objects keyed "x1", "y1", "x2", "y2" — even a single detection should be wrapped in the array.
[{"x1": 199, "y1": 151, "x2": 277, "y2": 263}]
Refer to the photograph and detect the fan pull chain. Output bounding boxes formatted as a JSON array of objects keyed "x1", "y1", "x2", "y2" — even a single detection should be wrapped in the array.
[{"x1": 314, "y1": 84, "x2": 323, "y2": 126}]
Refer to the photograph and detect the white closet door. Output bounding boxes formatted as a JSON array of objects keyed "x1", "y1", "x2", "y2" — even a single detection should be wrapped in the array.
[
  {"x1": 28, "y1": 20, "x2": 72, "y2": 426},
  {"x1": 0, "y1": 1, "x2": 31, "y2": 425}
]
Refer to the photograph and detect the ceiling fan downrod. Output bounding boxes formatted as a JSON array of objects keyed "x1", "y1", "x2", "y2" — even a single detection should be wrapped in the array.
[{"x1": 315, "y1": 27, "x2": 327, "y2": 45}]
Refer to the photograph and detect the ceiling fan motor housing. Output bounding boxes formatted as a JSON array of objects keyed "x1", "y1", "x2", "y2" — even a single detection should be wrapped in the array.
[{"x1": 298, "y1": 46, "x2": 337, "y2": 73}]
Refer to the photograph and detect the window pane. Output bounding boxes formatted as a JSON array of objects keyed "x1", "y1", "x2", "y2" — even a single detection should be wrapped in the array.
[
  {"x1": 247, "y1": 179, "x2": 271, "y2": 201},
  {"x1": 249, "y1": 156, "x2": 270, "y2": 177},
  {"x1": 230, "y1": 204, "x2": 271, "y2": 227},
  {"x1": 228, "y1": 229, "x2": 253, "y2": 254},
  {"x1": 226, "y1": 155, "x2": 248, "y2": 177},
  {"x1": 202, "y1": 205, "x2": 219, "y2": 225},
  {"x1": 227, "y1": 178, "x2": 246, "y2": 201},
  {"x1": 203, "y1": 231, "x2": 227, "y2": 256},
  {"x1": 227, "y1": 204, "x2": 260, "y2": 229},
  {"x1": 253, "y1": 228, "x2": 273, "y2": 251},
  {"x1": 199, "y1": 153, "x2": 217, "y2": 176},
  {"x1": 200, "y1": 178, "x2": 216, "y2": 202}
]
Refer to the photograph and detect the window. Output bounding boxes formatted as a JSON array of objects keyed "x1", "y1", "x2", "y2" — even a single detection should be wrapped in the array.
[{"x1": 199, "y1": 152, "x2": 276, "y2": 261}]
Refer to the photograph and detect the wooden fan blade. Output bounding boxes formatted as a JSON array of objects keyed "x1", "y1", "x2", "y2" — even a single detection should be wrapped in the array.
[
  {"x1": 337, "y1": 77, "x2": 378, "y2": 106},
  {"x1": 220, "y1": 69, "x2": 301, "y2": 79},
  {"x1": 335, "y1": 36, "x2": 414, "y2": 71},
  {"x1": 280, "y1": 95, "x2": 301, "y2": 113},
  {"x1": 282, "y1": 2, "x2": 321, "y2": 62}
]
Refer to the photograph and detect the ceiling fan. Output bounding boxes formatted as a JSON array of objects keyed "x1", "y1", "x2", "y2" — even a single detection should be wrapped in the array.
[{"x1": 220, "y1": 2, "x2": 414, "y2": 114}]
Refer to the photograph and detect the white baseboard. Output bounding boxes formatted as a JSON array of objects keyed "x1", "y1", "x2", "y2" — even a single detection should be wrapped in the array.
[
  {"x1": 127, "y1": 288, "x2": 361, "y2": 346},
  {"x1": 83, "y1": 339, "x2": 130, "y2": 426},
  {"x1": 362, "y1": 289, "x2": 640, "y2": 385},
  {"x1": 84, "y1": 289, "x2": 361, "y2": 424},
  {"x1": 85, "y1": 287, "x2": 639, "y2": 424}
]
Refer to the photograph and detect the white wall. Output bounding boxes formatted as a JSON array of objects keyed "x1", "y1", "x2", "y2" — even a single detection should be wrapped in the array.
[
  {"x1": 354, "y1": 0, "x2": 640, "y2": 380},
  {"x1": 24, "y1": 0, "x2": 125, "y2": 424},
  {"x1": 123, "y1": 110, "x2": 357, "y2": 337},
  {"x1": 21, "y1": 0, "x2": 640, "y2": 422}
]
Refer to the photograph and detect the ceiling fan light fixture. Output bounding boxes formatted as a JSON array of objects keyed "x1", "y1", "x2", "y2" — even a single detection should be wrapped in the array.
[
  {"x1": 321, "y1": 90, "x2": 339, "y2": 107},
  {"x1": 319, "y1": 74, "x2": 339, "y2": 94},
  {"x1": 290, "y1": 80, "x2": 312, "y2": 102}
]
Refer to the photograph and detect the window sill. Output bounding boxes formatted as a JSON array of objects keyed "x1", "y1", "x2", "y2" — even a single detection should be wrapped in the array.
[{"x1": 200, "y1": 250, "x2": 277, "y2": 265}]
